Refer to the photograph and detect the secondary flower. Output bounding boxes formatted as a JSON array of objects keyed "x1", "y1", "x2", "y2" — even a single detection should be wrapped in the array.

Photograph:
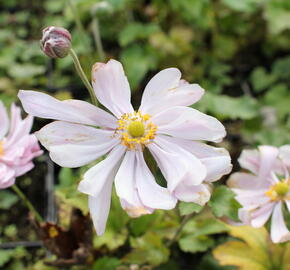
[
  {"x1": 228, "y1": 145, "x2": 290, "y2": 243},
  {"x1": 18, "y1": 59, "x2": 231, "y2": 235},
  {"x1": 0, "y1": 102, "x2": 43, "y2": 189}
]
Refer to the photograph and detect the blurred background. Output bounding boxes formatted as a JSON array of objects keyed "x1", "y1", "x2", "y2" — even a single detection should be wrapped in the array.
[{"x1": 0, "y1": 0, "x2": 290, "y2": 269}]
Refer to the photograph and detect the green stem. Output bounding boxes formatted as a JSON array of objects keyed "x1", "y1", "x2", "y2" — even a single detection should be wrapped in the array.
[
  {"x1": 167, "y1": 213, "x2": 195, "y2": 247},
  {"x1": 11, "y1": 185, "x2": 43, "y2": 223},
  {"x1": 69, "y1": 48, "x2": 98, "y2": 106},
  {"x1": 92, "y1": 16, "x2": 105, "y2": 61}
]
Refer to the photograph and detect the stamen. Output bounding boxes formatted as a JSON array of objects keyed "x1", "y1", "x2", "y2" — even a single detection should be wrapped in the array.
[
  {"x1": 0, "y1": 141, "x2": 3, "y2": 157},
  {"x1": 266, "y1": 180, "x2": 290, "y2": 201}
]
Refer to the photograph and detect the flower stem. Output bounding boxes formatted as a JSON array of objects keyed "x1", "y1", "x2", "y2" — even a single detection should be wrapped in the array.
[
  {"x1": 11, "y1": 185, "x2": 43, "y2": 223},
  {"x1": 92, "y1": 16, "x2": 105, "y2": 61},
  {"x1": 69, "y1": 48, "x2": 98, "y2": 106},
  {"x1": 167, "y1": 213, "x2": 195, "y2": 247}
]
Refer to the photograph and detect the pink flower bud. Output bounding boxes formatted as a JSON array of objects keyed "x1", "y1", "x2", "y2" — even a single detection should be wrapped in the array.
[{"x1": 40, "y1": 26, "x2": 72, "y2": 58}]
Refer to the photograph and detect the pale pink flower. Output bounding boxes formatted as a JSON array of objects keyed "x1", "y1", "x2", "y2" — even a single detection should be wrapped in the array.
[
  {"x1": 0, "y1": 102, "x2": 43, "y2": 189},
  {"x1": 228, "y1": 145, "x2": 290, "y2": 243},
  {"x1": 18, "y1": 60, "x2": 231, "y2": 235}
]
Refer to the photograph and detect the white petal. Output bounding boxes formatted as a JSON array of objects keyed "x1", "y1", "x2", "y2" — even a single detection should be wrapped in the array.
[
  {"x1": 164, "y1": 137, "x2": 232, "y2": 182},
  {"x1": 257, "y1": 145, "x2": 279, "y2": 180},
  {"x1": 279, "y1": 145, "x2": 290, "y2": 168},
  {"x1": 173, "y1": 183, "x2": 211, "y2": 205},
  {"x1": 135, "y1": 151, "x2": 177, "y2": 209},
  {"x1": 0, "y1": 164, "x2": 16, "y2": 189},
  {"x1": 227, "y1": 173, "x2": 269, "y2": 190},
  {"x1": 286, "y1": 200, "x2": 290, "y2": 212},
  {"x1": 271, "y1": 202, "x2": 290, "y2": 243},
  {"x1": 238, "y1": 208, "x2": 251, "y2": 225},
  {"x1": 0, "y1": 101, "x2": 9, "y2": 139},
  {"x1": 147, "y1": 135, "x2": 206, "y2": 193},
  {"x1": 120, "y1": 198, "x2": 153, "y2": 218},
  {"x1": 238, "y1": 149, "x2": 260, "y2": 174},
  {"x1": 140, "y1": 68, "x2": 204, "y2": 115},
  {"x1": 91, "y1": 60, "x2": 133, "y2": 118},
  {"x1": 36, "y1": 121, "x2": 118, "y2": 168},
  {"x1": 250, "y1": 202, "x2": 274, "y2": 228},
  {"x1": 88, "y1": 179, "x2": 113, "y2": 235},
  {"x1": 18, "y1": 90, "x2": 116, "y2": 128},
  {"x1": 152, "y1": 106, "x2": 226, "y2": 142},
  {"x1": 78, "y1": 145, "x2": 125, "y2": 197}
]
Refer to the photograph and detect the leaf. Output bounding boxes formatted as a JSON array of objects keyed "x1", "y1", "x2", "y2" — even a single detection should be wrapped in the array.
[
  {"x1": 8, "y1": 64, "x2": 45, "y2": 79},
  {"x1": 92, "y1": 257, "x2": 120, "y2": 270},
  {"x1": 178, "y1": 202, "x2": 203, "y2": 216},
  {"x1": 0, "y1": 190, "x2": 19, "y2": 210},
  {"x1": 0, "y1": 250, "x2": 14, "y2": 267},
  {"x1": 272, "y1": 56, "x2": 290, "y2": 79},
  {"x1": 250, "y1": 67, "x2": 277, "y2": 92},
  {"x1": 179, "y1": 235, "x2": 215, "y2": 253},
  {"x1": 58, "y1": 168, "x2": 76, "y2": 187},
  {"x1": 208, "y1": 186, "x2": 241, "y2": 220}
]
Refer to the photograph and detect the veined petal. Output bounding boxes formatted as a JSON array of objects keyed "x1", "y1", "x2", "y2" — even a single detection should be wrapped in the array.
[
  {"x1": 152, "y1": 106, "x2": 226, "y2": 142},
  {"x1": 164, "y1": 137, "x2": 232, "y2": 182},
  {"x1": 91, "y1": 60, "x2": 133, "y2": 118},
  {"x1": 88, "y1": 179, "x2": 113, "y2": 235},
  {"x1": 147, "y1": 135, "x2": 206, "y2": 193},
  {"x1": 36, "y1": 121, "x2": 118, "y2": 168},
  {"x1": 257, "y1": 145, "x2": 279, "y2": 180},
  {"x1": 173, "y1": 183, "x2": 211, "y2": 206},
  {"x1": 250, "y1": 202, "x2": 274, "y2": 228},
  {"x1": 271, "y1": 202, "x2": 290, "y2": 243},
  {"x1": 135, "y1": 151, "x2": 177, "y2": 209},
  {"x1": 78, "y1": 145, "x2": 125, "y2": 197},
  {"x1": 238, "y1": 149, "x2": 260, "y2": 175},
  {"x1": 227, "y1": 173, "x2": 269, "y2": 190},
  {"x1": 139, "y1": 68, "x2": 204, "y2": 115},
  {"x1": 0, "y1": 164, "x2": 15, "y2": 189},
  {"x1": 0, "y1": 101, "x2": 9, "y2": 139},
  {"x1": 18, "y1": 90, "x2": 116, "y2": 128}
]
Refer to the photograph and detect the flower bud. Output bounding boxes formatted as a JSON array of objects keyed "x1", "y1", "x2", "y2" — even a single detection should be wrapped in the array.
[{"x1": 40, "y1": 26, "x2": 71, "y2": 58}]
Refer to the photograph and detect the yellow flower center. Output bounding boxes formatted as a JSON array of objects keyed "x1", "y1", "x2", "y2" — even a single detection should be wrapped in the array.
[
  {"x1": 116, "y1": 111, "x2": 157, "y2": 150},
  {"x1": 266, "y1": 180, "x2": 290, "y2": 201},
  {"x1": 0, "y1": 141, "x2": 3, "y2": 157}
]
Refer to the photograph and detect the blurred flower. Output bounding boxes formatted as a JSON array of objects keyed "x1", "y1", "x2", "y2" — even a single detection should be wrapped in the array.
[
  {"x1": 40, "y1": 26, "x2": 71, "y2": 58},
  {"x1": 0, "y1": 102, "x2": 43, "y2": 189},
  {"x1": 18, "y1": 59, "x2": 231, "y2": 235},
  {"x1": 228, "y1": 145, "x2": 290, "y2": 243}
]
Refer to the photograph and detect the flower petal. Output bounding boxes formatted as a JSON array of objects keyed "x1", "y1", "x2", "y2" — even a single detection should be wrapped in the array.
[
  {"x1": 250, "y1": 202, "x2": 274, "y2": 228},
  {"x1": 147, "y1": 135, "x2": 206, "y2": 193},
  {"x1": 135, "y1": 151, "x2": 177, "y2": 209},
  {"x1": 238, "y1": 149, "x2": 260, "y2": 175},
  {"x1": 139, "y1": 68, "x2": 204, "y2": 115},
  {"x1": 91, "y1": 60, "x2": 133, "y2": 118},
  {"x1": 18, "y1": 90, "x2": 116, "y2": 128},
  {"x1": 164, "y1": 137, "x2": 232, "y2": 182},
  {"x1": 152, "y1": 106, "x2": 226, "y2": 142},
  {"x1": 279, "y1": 145, "x2": 290, "y2": 168},
  {"x1": 78, "y1": 145, "x2": 125, "y2": 197},
  {"x1": 257, "y1": 145, "x2": 279, "y2": 180},
  {"x1": 227, "y1": 173, "x2": 269, "y2": 190},
  {"x1": 0, "y1": 164, "x2": 15, "y2": 189},
  {"x1": 271, "y1": 202, "x2": 290, "y2": 243},
  {"x1": 0, "y1": 101, "x2": 9, "y2": 139},
  {"x1": 173, "y1": 183, "x2": 211, "y2": 205},
  {"x1": 36, "y1": 121, "x2": 118, "y2": 168}
]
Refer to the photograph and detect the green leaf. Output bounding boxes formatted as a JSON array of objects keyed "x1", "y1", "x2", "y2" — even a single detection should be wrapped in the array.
[
  {"x1": 179, "y1": 235, "x2": 215, "y2": 253},
  {"x1": 272, "y1": 56, "x2": 290, "y2": 79},
  {"x1": 178, "y1": 202, "x2": 203, "y2": 216},
  {"x1": 221, "y1": 0, "x2": 264, "y2": 13},
  {"x1": 250, "y1": 67, "x2": 277, "y2": 92},
  {"x1": 8, "y1": 64, "x2": 45, "y2": 79},
  {"x1": 208, "y1": 186, "x2": 241, "y2": 220},
  {"x1": 0, "y1": 250, "x2": 14, "y2": 267},
  {"x1": 58, "y1": 168, "x2": 76, "y2": 187},
  {"x1": 92, "y1": 257, "x2": 120, "y2": 270},
  {"x1": 0, "y1": 190, "x2": 18, "y2": 210}
]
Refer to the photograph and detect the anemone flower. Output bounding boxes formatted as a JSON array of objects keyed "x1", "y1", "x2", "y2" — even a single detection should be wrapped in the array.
[
  {"x1": 0, "y1": 102, "x2": 42, "y2": 189},
  {"x1": 228, "y1": 145, "x2": 290, "y2": 243},
  {"x1": 18, "y1": 59, "x2": 231, "y2": 235}
]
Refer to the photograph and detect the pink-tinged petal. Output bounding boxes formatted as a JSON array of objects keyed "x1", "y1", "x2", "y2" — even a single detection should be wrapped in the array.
[
  {"x1": 238, "y1": 208, "x2": 251, "y2": 225},
  {"x1": 173, "y1": 183, "x2": 211, "y2": 205},
  {"x1": 271, "y1": 202, "x2": 290, "y2": 243},
  {"x1": 147, "y1": 135, "x2": 206, "y2": 193},
  {"x1": 135, "y1": 151, "x2": 177, "y2": 209},
  {"x1": 18, "y1": 90, "x2": 116, "y2": 128},
  {"x1": 152, "y1": 106, "x2": 226, "y2": 142},
  {"x1": 238, "y1": 149, "x2": 260, "y2": 175},
  {"x1": 165, "y1": 137, "x2": 232, "y2": 182},
  {"x1": 14, "y1": 162, "x2": 34, "y2": 177},
  {"x1": 139, "y1": 68, "x2": 204, "y2": 115},
  {"x1": 78, "y1": 145, "x2": 126, "y2": 197},
  {"x1": 88, "y1": 180, "x2": 113, "y2": 235},
  {"x1": 120, "y1": 198, "x2": 153, "y2": 218},
  {"x1": 257, "y1": 145, "x2": 279, "y2": 180},
  {"x1": 279, "y1": 145, "x2": 290, "y2": 168},
  {"x1": 91, "y1": 60, "x2": 133, "y2": 118},
  {"x1": 36, "y1": 121, "x2": 118, "y2": 168},
  {"x1": 0, "y1": 101, "x2": 9, "y2": 139},
  {"x1": 0, "y1": 164, "x2": 15, "y2": 189},
  {"x1": 227, "y1": 173, "x2": 270, "y2": 190},
  {"x1": 250, "y1": 202, "x2": 275, "y2": 228}
]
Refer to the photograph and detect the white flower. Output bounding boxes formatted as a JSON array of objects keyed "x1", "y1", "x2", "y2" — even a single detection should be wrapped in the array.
[
  {"x1": 18, "y1": 60, "x2": 232, "y2": 235},
  {"x1": 228, "y1": 145, "x2": 290, "y2": 243}
]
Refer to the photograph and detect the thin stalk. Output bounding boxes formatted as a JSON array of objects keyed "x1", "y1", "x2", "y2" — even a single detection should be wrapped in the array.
[
  {"x1": 167, "y1": 213, "x2": 195, "y2": 247},
  {"x1": 69, "y1": 48, "x2": 98, "y2": 106},
  {"x1": 11, "y1": 185, "x2": 43, "y2": 223},
  {"x1": 92, "y1": 16, "x2": 105, "y2": 61}
]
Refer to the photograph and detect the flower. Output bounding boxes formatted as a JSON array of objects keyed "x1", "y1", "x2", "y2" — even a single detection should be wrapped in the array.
[
  {"x1": 40, "y1": 26, "x2": 72, "y2": 58},
  {"x1": 18, "y1": 59, "x2": 232, "y2": 235},
  {"x1": 0, "y1": 102, "x2": 43, "y2": 189},
  {"x1": 228, "y1": 145, "x2": 290, "y2": 243}
]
